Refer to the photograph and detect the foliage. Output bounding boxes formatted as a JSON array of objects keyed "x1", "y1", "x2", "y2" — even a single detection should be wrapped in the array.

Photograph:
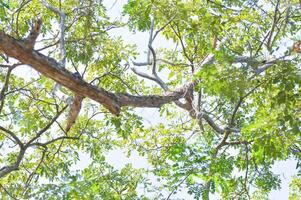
[
  {"x1": 0, "y1": 0, "x2": 300, "y2": 199},
  {"x1": 289, "y1": 176, "x2": 301, "y2": 200}
]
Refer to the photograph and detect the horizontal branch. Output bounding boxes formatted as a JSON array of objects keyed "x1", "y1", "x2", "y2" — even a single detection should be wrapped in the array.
[{"x1": 0, "y1": 31, "x2": 187, "y2": 115}]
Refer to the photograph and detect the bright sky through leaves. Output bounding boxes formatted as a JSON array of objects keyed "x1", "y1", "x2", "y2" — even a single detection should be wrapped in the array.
[{"x1": 0, "y1": 0, "x2": 300, "y2": 199}]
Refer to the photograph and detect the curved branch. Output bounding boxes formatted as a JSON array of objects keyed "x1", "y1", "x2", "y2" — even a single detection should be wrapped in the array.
[
  {"x1": 0, "y1": 147, "x2": 26, "y2": 178},
  {"x1": 0, "y1": 126, "x2": 23, "y2": 147}
]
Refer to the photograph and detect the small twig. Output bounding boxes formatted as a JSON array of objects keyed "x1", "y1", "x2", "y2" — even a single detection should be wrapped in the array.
[
  {"x1": 40, "y1": 0, "x2": 66, "y2": 67},
  {"x1": 147, "y1": 16, "x2": 155, "y2": 63},
  {"x1": 266, "y1": 0, "x2": 281, "y2": 51},
  {"x1": 0, "y1": 65, "x2": 19, "y2": 113},
  {"x1": 152, "y1": 15, "x2": 176, "y2": 42},
  {"x1": 166, "y1": 173, "x2": 191, "y2": 200},
  {"x1": 13, "y1": 0, "x2": 32, "y2": 37},
  {"x1": 26, "y1": 105, "x2": 68, "y2": 145},
  {"x1": 0, "y1": 184, "x2": 18, "y2": 200},
  {"x1": 29, "y1": 136, "x2": 79, "y2": 147},
  {"x1": 0, "y1": 126, "x2": 23, "y2": 147},
  {"x1": 132, "y1": 17, "x2": 169, "y2": 92},
  {"x1": 23, "y1": 149, "x2": 46, "y2": 195}
]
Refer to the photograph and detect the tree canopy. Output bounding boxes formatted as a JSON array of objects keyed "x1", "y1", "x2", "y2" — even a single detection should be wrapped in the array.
[{"x1": 0, "y1": 0, "x2": 300, "y2": 199}]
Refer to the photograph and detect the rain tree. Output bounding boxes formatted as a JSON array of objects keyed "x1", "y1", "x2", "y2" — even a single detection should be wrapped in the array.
[{"x1": 0, "y1": 0, "x2": 300, "y2": 199}]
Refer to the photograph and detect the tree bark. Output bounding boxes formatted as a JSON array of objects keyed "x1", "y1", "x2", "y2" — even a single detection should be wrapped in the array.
[{"x1": 0, "y1": 31, "x2": 187, "y2": 115}]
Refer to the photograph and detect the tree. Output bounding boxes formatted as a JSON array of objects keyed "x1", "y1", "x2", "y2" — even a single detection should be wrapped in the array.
[{"x1": 0, "y1": 0, "x2": 300, "y2": 199}]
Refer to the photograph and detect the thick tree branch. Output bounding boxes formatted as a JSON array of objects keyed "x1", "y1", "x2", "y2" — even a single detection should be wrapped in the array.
[
  {"x1": 24, "y1": 19, "x2": 42, "y2": 49},
  {"x1": 0, "y1": 31, "x2": 188, "y2": 115},
  {"x1": 65, "y1": 95, "x2": 84, "y2": 133}
]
